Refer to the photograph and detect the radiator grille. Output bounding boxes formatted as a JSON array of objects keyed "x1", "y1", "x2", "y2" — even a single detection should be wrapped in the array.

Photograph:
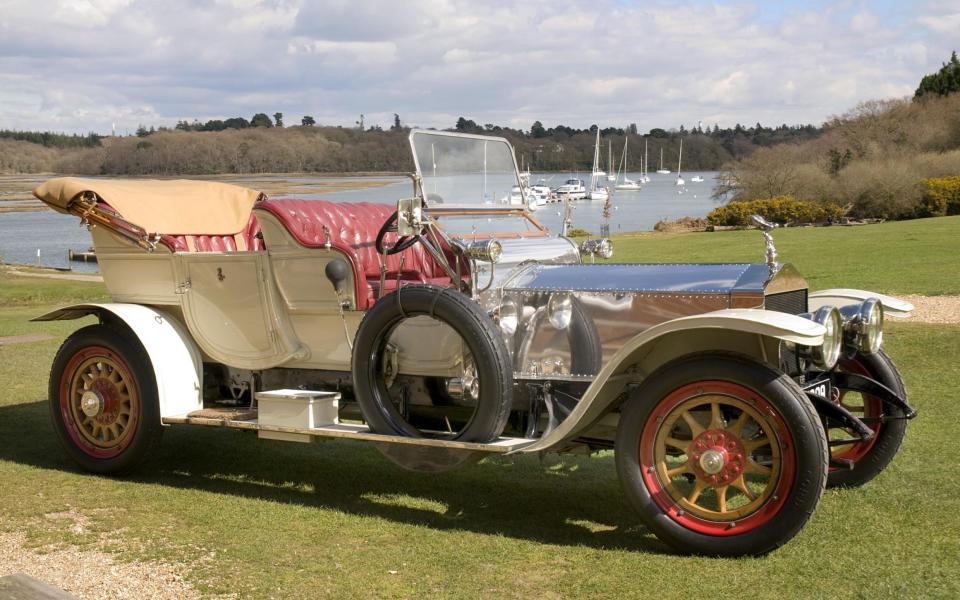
[{"x1": 764, "y1": 289, "x2": 808, "y2": 315}]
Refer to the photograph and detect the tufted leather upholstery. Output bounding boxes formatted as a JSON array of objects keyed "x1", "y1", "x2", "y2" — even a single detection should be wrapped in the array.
[
  {"x1": 160, "y1": 213, "x2": 264, "y2": 253},
  {"x1": 255, "y1": 199, "x2": 461, "y2": 309}
]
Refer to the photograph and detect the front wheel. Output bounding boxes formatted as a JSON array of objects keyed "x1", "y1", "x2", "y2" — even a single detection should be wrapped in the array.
[
  {"x1": 615, "y1": 354, "x2": 828, "y2": 556},
  {"x1": 49, "y1": 324, "x2": 162, "y2": 474},
  {"x1": 826, "y1": 349, "x2": 908, "y2": 488}
]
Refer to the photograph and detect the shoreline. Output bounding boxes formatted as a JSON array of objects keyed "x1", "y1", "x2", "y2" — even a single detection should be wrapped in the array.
[{"x1": 0, "y1": 173, "x2": 408, "y2": 213}]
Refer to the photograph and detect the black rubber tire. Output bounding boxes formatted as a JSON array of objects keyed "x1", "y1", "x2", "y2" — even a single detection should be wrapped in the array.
[
  {"x1": 615, "y1": 353, "x2": 828, "y2": 556},
  {"x1": 49, "y1": 324, "x2": 163, "y2": 474},
  {"x1": 827, "y1": 349, "x2": 908, "y2": 488},
  {"x1": 352, "y1": 285, "x2": 512, "y2": 443}
]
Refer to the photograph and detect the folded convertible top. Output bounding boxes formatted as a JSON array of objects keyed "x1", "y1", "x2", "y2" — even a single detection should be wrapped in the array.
[{"x1": 33, "y1": 177, "x2": 263, "y2": 236}]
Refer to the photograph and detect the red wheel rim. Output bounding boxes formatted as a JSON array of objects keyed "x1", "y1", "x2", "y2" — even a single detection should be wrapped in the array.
[
  {"x1": 638, "y1": 381, "x2": 797, "y2": 536},
  {"x1": 58, "y1": 345, "x2": 140, "y2": 459},
  {"x1": 830, "y1": 357, "x2": 884, "y2": 467}
]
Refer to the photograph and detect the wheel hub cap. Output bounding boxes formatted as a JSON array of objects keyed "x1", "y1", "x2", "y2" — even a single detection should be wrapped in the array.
[
  {"x1": 80, "y1": 391, "x2": 103, "y2": 417},
  {"x1": 699, "y1": 449, "x2": 726, "y2": 474}
]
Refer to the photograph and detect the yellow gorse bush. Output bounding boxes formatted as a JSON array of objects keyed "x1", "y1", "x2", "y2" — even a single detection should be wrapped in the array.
[
  {"x1": 708, "y1": 195, "x2": 845, "y2": 226},
  {"x1": 919, "y1": 176, "x2": 960, "y2": 217}
]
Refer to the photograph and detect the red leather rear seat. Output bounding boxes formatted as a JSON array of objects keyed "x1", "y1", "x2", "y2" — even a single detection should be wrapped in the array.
[
  {"x1": 255, "y1": 199, "x2": 459, "y2": 309},
  {"x1": 91, "y1": 201, "x2": 263, "y2": 253},
  {"x1": 160, "y1": 213, "x2": 264, "y2": 253}
]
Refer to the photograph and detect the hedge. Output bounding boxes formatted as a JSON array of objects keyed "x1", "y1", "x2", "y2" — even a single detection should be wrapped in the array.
[{"x1": 707, "y1": 196, "x2": 845, "y2": 227}]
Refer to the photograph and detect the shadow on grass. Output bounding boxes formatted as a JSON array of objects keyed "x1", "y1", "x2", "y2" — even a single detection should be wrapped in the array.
[{"x1": 0, "y1": 400, "x2": 668, "y2": 554}]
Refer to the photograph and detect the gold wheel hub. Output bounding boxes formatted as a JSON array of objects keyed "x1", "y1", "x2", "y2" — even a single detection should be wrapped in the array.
[
  {"x1": 654, "y1": 394, "x2": 782, "y2": 521},
  {"x1": 69, "y1": 356, "x2": 135, "y2": 449}
]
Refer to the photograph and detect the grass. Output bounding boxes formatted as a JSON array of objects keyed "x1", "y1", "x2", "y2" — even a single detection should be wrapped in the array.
[
  {"x1": 1, "y1": 220, "x2": 958, "y2": 598},
  {"x1": 606, "y1": 215, "x2": 960, "y2": 296}
]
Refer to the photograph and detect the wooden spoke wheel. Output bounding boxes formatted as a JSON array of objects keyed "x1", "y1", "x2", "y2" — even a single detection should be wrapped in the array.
[
  {"x1": 60, "y1": 347, "x2": 140, "y2": 458},
  {"x1": 643, "y1": 385, "x2": 794, "y2": 532},
  {"x1": 50, "y1": 325, "x2": 162, "y2": 474},
  {"x1": 615, "y1": 355, "x2": 827, "y2": 556}
]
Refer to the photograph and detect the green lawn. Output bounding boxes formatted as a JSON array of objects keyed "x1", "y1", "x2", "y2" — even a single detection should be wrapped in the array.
[
  {"x1": 606, "y1": 215, "x2": 960, "y2": 295},
  {"x1": 1, "y1": 220, "x2": 958, "y2": 598}
]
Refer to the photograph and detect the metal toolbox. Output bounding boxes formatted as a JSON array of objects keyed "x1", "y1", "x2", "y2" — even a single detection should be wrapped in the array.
[{"x1": 256, "y1": 389, "x2": 340, "y2": 443}]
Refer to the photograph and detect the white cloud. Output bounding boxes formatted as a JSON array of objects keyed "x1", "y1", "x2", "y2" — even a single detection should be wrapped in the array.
[
  {"x1": 0, "y1": 0, "x2": 953, "y2": 134},
  {"x1": 288, "y1": 38, "x2": 398, "y2": 64}
]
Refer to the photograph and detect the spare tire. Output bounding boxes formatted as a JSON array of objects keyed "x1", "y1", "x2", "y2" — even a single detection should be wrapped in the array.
[{"x1": 352, "y1": 285, "x2": 512, "y2": 443}]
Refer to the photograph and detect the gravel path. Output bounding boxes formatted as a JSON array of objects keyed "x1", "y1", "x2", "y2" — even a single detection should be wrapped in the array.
[
  {"x1": 0, "y1": 530, "x2": 202, "y2": 600},
  {"x1": 897, "y1": 294, "x2": 960, "y2": 324}
]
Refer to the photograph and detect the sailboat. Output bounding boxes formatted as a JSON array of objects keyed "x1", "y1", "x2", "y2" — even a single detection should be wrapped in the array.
[
  {"x1": 642, "y1": 139, "x2": 651, "y2": 183},
  {"x1": 518, "y1": 156, "x2": 531, "y2": 183},
  {"x1": 606, "y1": 140, "x2": 616, "y2": 181},
  {"x1": 656, "y1": 147, "x2": 670, "y2": 174},
  {"x1": 615, "y1": 137, "x2": 641, "y2": 191},
  {"x1": 675, "y1": 139, "x2": 685, "y2": 186},
  {"x1": 587, "y1": 129, "x2": 609, "y2": 201}
]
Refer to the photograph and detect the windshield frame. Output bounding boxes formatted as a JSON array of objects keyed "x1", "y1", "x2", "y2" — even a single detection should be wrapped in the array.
[{"x1": 428, "y1": 206, "x2": 549, "y2": 240}]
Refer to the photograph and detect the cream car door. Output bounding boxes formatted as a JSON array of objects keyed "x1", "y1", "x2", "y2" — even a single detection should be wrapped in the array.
[{"x1": 175, "y1": 252, "x2": 303, "y2": 369}]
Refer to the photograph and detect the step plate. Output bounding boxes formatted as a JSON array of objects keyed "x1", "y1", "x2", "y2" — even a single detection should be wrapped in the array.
[{"x1": 162, "y1": 410, "x2": 532, "y2": 453}]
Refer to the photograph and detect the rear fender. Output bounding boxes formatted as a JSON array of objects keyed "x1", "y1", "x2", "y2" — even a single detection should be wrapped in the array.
[
  {"x1": 33, "y1": 303, "x2": 202, "y2": 419},
  {"x1": 809, "y1": 288, "x2": 914, "y2": 318},
  {"x1": 518, "y1": 308, "x2": 825, "y2": 453}
]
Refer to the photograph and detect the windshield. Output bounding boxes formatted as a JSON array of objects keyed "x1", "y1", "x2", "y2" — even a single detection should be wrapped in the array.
[{"x1": 410, "y1": 130, "x2": 521, "y2": 206}]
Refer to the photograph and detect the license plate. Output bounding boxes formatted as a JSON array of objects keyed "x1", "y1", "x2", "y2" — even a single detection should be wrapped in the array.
[{"x1": 803, "y1": 378, "x2": 832, "y2": 400}]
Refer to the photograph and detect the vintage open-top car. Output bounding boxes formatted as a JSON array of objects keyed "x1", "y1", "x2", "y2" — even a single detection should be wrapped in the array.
[{"x1": 32, "y1": 131, "x2": 916, "y2": 556}]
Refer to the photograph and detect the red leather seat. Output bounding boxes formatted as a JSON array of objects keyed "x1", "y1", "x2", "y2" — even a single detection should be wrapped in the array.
[
  {"x1": 255, "y1": 199, "x2": 460, "y2": 309},
  {"x1": 160, "y1": 213, "x2": 264, "y2": 253}
]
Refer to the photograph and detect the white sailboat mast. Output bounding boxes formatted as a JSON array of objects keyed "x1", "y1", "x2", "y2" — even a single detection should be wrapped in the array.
[
  {"x1": 591, "y1": 129, "x2": 601, "y2": 190},
  {"x1": 622, "y1": 137, "x2": 629, "y2": 182},
  {"x1": 677, "y1": 138, "x2": 683, "y2": 176},
  {"x1": 608, "y1": 139, "x2": 613, "y2": 175}
]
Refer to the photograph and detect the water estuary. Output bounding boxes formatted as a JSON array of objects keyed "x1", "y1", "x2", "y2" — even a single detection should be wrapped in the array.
[{"x1": 0, "y1": 171, "x2": 720, "y2": 272}]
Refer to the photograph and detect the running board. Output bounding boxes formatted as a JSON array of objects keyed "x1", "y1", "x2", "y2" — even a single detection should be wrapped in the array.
[{"x1": 161, "y1": 408, "x2": 533, "y2": 453}]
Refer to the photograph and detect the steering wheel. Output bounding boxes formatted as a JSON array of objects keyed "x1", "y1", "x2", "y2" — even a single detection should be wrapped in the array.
[{"x1": 375, "y1": 211, "x2": 421, "y2": 255}]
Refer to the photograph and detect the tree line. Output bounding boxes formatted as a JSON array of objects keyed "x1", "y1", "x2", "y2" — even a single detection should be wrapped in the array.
[
  {"x1": 1, "y1": 109, "x2": 827, "y2": 176},
  {"x1": 717, "y1": 51, "x2": 960, "y2": 220}
]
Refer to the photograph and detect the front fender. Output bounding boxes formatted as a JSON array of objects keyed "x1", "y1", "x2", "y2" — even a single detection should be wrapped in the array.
[
  {"x1": 33, "y1": 303, "x2": 203, "y2": 419},
  {"x1": 809, "y1": 288, "x2": 914, "y2": 318},
  {"x1": 517, "y1": 308, "x2": 825, "y2": 453}
]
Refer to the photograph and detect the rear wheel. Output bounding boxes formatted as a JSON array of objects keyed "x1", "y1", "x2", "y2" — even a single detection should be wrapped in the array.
[
  {"x1": 826, "y1": 349, "x2": 908, "y2": 488},
  {"x1": 615, "y1": 354, "x2": 828, "y2": 556},
  {"x1": 49, "y1": 324, "x2": 162, "y2": 474}
]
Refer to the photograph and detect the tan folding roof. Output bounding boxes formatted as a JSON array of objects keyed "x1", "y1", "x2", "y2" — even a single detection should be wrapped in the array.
[{"x1": 33, "y1": 177, "x2": 262, "y2": 235}]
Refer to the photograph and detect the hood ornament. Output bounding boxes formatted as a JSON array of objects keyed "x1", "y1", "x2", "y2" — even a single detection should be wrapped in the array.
[{"x1": 751, "y1": 215, "x2": 778, "y2": 276}]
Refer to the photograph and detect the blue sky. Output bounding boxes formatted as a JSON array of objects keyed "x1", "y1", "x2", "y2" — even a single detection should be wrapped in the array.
[{"x1": 0, "y1": 0, "x2": 957, "y2": 135}]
